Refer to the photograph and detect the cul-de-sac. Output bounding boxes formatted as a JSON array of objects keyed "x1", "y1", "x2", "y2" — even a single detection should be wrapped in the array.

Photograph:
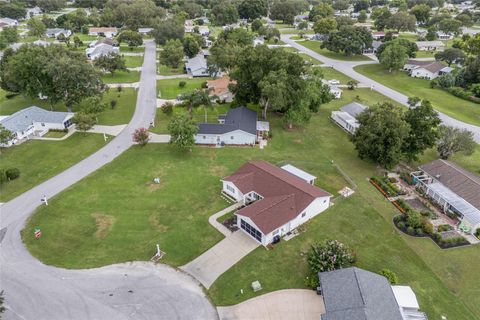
[{"x1": 0, "y1": 0, "x2": 479, "y2": 319}]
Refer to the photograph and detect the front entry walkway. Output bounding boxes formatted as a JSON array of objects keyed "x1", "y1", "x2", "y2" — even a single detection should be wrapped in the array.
[
  {"x1": 217, "y1": 289, "x2": 325, "y2": 320},
  {"x1": 180, "y1": 230, "x2": 259, "y2": 289}
]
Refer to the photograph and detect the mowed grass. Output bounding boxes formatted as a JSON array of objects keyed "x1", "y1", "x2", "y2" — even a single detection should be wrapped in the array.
[
  {"x1": 123, "y1": 55, "x2": 144, "y2": 68},
  {"x1": 157, "y1": 62, "x2": 186, "y2": 76},
  {"x1": 120, "y1": 45, "x2": 145, "y2": 53},
  {"x1": 22, "y1": 88, "x2": 479, "y2": 319},
  {"x1": 0, "y1": 133, "x2": 107, "y2": 202},
  {"x1": 298, "y1": 40, "x2": 372, "y2": 61},
  {"x1": 354, "y1": 64, "x2": 480, "y2": 126},
  {"x1": 0, "y1": 88, "x2": 137, "y2": 126},
  {"x1": 101, "y1": 70, "x2": 140, "y2": 83},
  {"x1": 157, "y1": 78, "x2": 209, "y2": 99}
]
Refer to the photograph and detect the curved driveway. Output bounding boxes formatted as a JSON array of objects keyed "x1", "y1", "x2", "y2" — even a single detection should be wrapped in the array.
[
  {"x1": 281, "y1": 35, "x2": 480, "y2": 143},
  {"x1": 0, "y1": 41, "x2": 217, "y2": 320}
]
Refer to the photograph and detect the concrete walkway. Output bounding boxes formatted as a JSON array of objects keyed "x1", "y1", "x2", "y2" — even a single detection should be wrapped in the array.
[
  {"x1": 157, "y1": 98, "x2": 181, "y2": 108},
  {"x1": 32, "y1": 129, "x2": 76, "y2": 141},
  {"x1": 217, "y1": 289, "x2": 325, "y2": 320},
  {"x1": 127, "y1": 67, "x2": 142, "y2": 72},
  {"x1": 88, "y1": 124, "x2": 127, "y2": 136},
  {"x1": 106, "y1": 82, "x2": 140, "y2": 89},
  {"x1": 149, "y1": 133, "x2": 171, "y2": 143},
  {"x1": 156, "y1": 74, "x2": 191, "y2": 80},
  {"x1": 282, "y1": 34, "x2": 480, "y2": 143},
  {"x1": 180, "y1": 203, "x2": 258, "y2": 289},
  {"x1": 122, "y1": 52, "x2": 144, "y2": 56}
]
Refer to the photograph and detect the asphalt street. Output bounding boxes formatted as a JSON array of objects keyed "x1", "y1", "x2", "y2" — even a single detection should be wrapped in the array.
[
  {"x1": 0, "y1": 41, "x2": 217, "y2": 320},
  {"x1": 281, "y1": 35, "x2": 480, "y2": 143}
]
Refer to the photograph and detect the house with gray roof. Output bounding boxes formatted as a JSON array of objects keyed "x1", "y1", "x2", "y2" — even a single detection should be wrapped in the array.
[
  {"x1": 330, "y1": 102, "x2": 368, "y2": 134},
  {"x1": 185, "y1": 52, "x2": 210, "y2": 77},
  {"x1": 195, "y1": 106, "x2": 269, "y2": 146},
  {"x1": 412, "y1": 159, "x2": 480, "y2": 234},
  {"x1": 46, "y1": 28, "x2": 72, "y2": 39},
  {"x1": 0, "y1": 106, "x2": 74, "y2": 147},
  {"x1": 403, "y1": 59, "x2": 451, "y2": 80},
  {"x1": 318, "y1": 267, "x2": 426, "y2": 320},
  {"x1": 85, "y1": 43, "x2": 120, "y2": 60}
]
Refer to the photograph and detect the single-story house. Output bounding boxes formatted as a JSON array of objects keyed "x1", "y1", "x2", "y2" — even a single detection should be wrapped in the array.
[
  {"x1": 185, "y1": 52, "x2": 209, "y2": 77},
  {"x1": 45, "y1": 28, "x2": 72, "y2": 39},
  {"x1": 318, "y1": 267, "x2": 426, "y2": 320},
  {"x1": 32, "y1": 40, "x2": 51, "y2": 47},
  {"x1": 88, "y1": 27, "x2": 118, "y2": 38},
  {"x1": 253, "y1": 36, "x2": 265, "y2": 46},
  {"x1": 89, "y1": 38, "x2": 118, "y2": 48},
  {"x1": 85, "y1": 43, "x2": 120, "y2": 60},
  {"x1": 26, "y1": 6, "x2": 42, "y2": 18},
  {"x1": 371, "y1": 31, "x2": 386, "y2": 40},
  {"x1": 222, "y1": 161, "x2": 331, "y2": 246},
  {"x1": 328, "y1": 84, "x2": 342, "y2": 99},
  {"x1": 403, "y1": 59, "x2": 451, "y2": 80},
  {"x1": 362, "y1": 40, "x2": 382, "y2": 54},
  {"x1": 0, "y1": 18, "x2": 18, "y2": 26},
  {"x1": 330, "y1": 102, "x2": 368, "y2": 134},
  {"x1": 138, "y1": 27, "x2": 152, "y2": 34},
  {"x1": 206, "y1": 76, "x2": 235, "y2": 102},
  {"x1": 0, "y1": 106, "x2": 73, "y2": 147},
  {"x1": 195, "y1": 106, "x2": 268, "y2": 145},
  {"x1": 412, "y1": 159, "x2": 480, "y2": 234},
  {"x1": 437, "y1": 31, "x2": 454, "y2": 40},
  {"x1": 415, "y1": 40, "x2": 445, "y2": 51}
]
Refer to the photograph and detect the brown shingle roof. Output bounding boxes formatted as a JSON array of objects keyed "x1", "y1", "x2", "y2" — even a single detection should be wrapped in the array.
[
  {"x1": 224, "y1": 161, "x2": 331, "y2": 234},
  {"x1": 406, "y1": 59, "x2": 446, "y2": 73},
  {"x1": 420, "y1": 159, "x2": 480, "y2": 210},
  {"x1": 207, "y1": 76, "x2": 235, "y2": 96},
  {"x1": 89, "y1": 27, "x2": 118, "y2": 33}
]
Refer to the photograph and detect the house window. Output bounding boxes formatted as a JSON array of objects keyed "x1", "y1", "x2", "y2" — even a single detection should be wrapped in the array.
[
  {"x1": 240, "y1": 219, "x2": 262, "y2": 242},
  {"x1": 273, "y1": 230, "x2": 279, "y2": 235},
  {"x1": 203, "y1": 136, "x2": 206, "y2": 139},
  {"x1": 41, "y1": 123, "x2": 45, "y2": 126},
  {"x1": 301, "y1": 212, "x2": 306, "y2": 218},
  {"x1": 323, "y1": 200, "x2": 327, "y2": 203},
  {"x1": 226, "y1": 184, "x2": 235, "y2": 194},
  {"x1": 231, "y1": 136, "x2": 234, "y2": 139}
]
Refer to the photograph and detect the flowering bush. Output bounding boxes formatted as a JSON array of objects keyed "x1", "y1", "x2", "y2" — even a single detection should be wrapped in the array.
[
  {"x1": 307, "y1": 240, "x2": 356, "y2": 274},
  {"x1": 132, "y1": 127, "x2": 150, "y2": 146}
]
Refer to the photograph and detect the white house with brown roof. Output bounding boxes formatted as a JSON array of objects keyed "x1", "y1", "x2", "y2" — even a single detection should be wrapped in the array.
[
  {"x1": 88, "y1": 27, "x2": 118, "y2": 38},
  {"x1": 222, "y1": 161, "x2": 331, "y2": 246},
  {"x1": 412, "y1": 159, "x2": 480, "y2": 234},
  {"x1": 403, "y1": 59, "x2": 451, "y2": 80},
  {"x1": 415, "y1": 40, "x2": 445, "y2": 51}
]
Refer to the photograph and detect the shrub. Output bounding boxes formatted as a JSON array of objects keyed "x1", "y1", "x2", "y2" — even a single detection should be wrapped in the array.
[
  {"x1": 0, "y1": 169, "x2": 7, "y2": 185},
  {"x1": 162, "y1": 102, "x2": 174, "y2": 115},
  {"x1": 397, "y1": 221, "x2": 406, "y2": 229},
  {"x1": 178, "y1": 81, "x2": 186, "y2": 88},
  {"x1": 400, "y1": 172, "x2": 414, "y2": 185},
  {"x1": 437, "y1": 224, "x2": 453, "y2": 232},
  {"x1": 117, "y1": 85, "x2": 123, "y2": 92},
  {"x1": 380, "y1": 269, "x2": 398, "y2": 284},
  {"x1": 5, "y1": 93, "x2": 19, "y2": 99},
  {"x1": 422, "y1": 221, "x2": 434, "y2": 235},
  {"x1": 475, "y1": 228, "x2": 480, "y2": 238},
  {"x1": 406, "y1": 226, "x2": 415, "y2": 235},
  {"x1": 132, "y1": 127, "x2": 150, "y2": 146},
  {"x1": 416, "y1": 228, "x2": 425, "y2": 236},
  {"x1": 5, "y1": 168, "x2": 20, "y2": 180},
  {"x1": 304, "y1": 271, "x2": 319, "y2": 288},
  {"x1": 110, "y1": 99, "x2": 117, "y2": 109},
  {"x1": 407, "y1": 211, "x2": 422, "y2": 229},
  {"x1": 446, "y1": 87, "x2": 480, "y2": 104},
  {"x1": 201, "y1": 81, "x2": 208, "y2": 88},
  {"x1": 307, "y1": 240, "x2": 356, "y2": 276}
]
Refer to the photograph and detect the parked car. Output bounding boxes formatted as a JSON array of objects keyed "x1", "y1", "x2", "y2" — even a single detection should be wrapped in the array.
[{"x1": 328, "y1": 79, "x2": 340, "y2": 85}]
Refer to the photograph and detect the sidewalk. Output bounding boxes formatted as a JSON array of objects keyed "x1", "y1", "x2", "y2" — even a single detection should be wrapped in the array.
[
  {"x1": 88, "y1": 124, "x2": 127, "y2": 136},
  {"x1": 106, "y1": 82, "x2": 140, "y2": 89}
]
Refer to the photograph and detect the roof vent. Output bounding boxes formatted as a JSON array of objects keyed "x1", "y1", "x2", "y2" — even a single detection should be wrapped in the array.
[{"x1": 435, "y1": 174, "x2": 441, "y2": 179}]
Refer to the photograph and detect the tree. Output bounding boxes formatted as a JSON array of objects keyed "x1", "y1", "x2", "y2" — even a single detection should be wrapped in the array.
[
  {"x1": 251, "y1": 19, "x2": 263, "y2": 32},
  {"x1": 167, "y1": 114, "x2": 198, "y2": 150},
  {"x1": 152, "y1": 17, "x2": 184, "y2": 45},
  {"x1": 27, "y1": 17, "x2": 46, "y2": 38},
  {"x1": 132, "y1": 127, "x2": 150, "y2": 146},
  {"x1": 270, "y1": 1, "x2": 303, "y2": 24},
  {"x1": 1, "y1": 27, "x2": 19, "y2": 44},
  {"x1": 181, "y1": 1, "x2": 204, "y2": 19},
  {"x1": 353, "y1": 0, "x2": 370, "y2": 12},
  {"x1": 380, "y1": 269, "x2": 399, "y2": 285},
  {"x1": 307, "y1": 239, "x2": 356, "y2": 274},
  {"x1": 0, "y1": 124, "x2": 14, "y2": 147},
  {"x1": 386, "y1": 12, "x2": 417, "y2": 32},
  {"x1": 402, "y1": 100, "x2": 441, "y2": 161},
  {"x1": 94, "y1": 53, "x2": 127, "y2": 76},
  {"x1": 407, "y1": 96, "x2": 421, "y2": 107},
  {"x1": 380, "y1": 42, "x2": 408, "y2": 72},
  {"x1": 321, "y1": 26, "x2": 372, "y2": 56},
  {"x1": 258, "y1": 26, "x2": 280, "y2": 41},
  {"x1": 308, "y1": 3, "x2": 333, "y2": 21},
  {"x1": 436, "y1": 126, "x2": 476, "y2": 159},
  {"x1": 0, "y1": 4, "x2": 27, "y2": 20},
  {"x1": 376, "y1": 38, "x2": 418, "y2": 59},
  {"x1": 455, "y1": 13, "x2": 473, "y2": 27},
  {"x1": 38, "y1": 0, "x2": 66, "y2": 12},
  {"x1": 463, "y1": 33, "x2": 480, "y2": 56},
  {"x1": 410, "y1": 4, "x2": 431, "y2": 24},
  {"x1": 351, "y1": 102, "x2": 410, "y2": 168},
  {"x1": 207, "y1": 41, "x2": 242, "y2": 74},
  {"x1": 347, "y1": 80, "x2": 359, "y2": 90},
  {"x1": 425, "y1": 27, "x2": 437, "y2": 40},
  {"x1": 161, "y1": 39, "x2": 184, "y2": 68},
  {"x1": 333, "y1": 0, "x2": 350, "y2": 10},
  {"x1": 72, "y1": 112, "x2": 96, "y2": 133},
  {"x1": 373, "y1": 7, "x2": 392, "y2": 30},
  {"x1": 313, "y1": 17, "x2": 337, "y2": 35},
  {"x1": 183, "y1": 35, "x2": 201, "y2": 58},
  {"x1": 179, "y1": 89, "x2": 211, "y2": 116},
  {"x1": 357, "y1": 10, "x2": 368, "y2": 23},
  {"x1": 434, "y1": 48, "x2": 466, "y2": 66},
  {"x1": 117, "y1": 30, "x2": 143, "y2": 49},
  {"x1": 238, "y1": 0, "x2": 268, "y2": 20},
  {"x1": 438, "y1": 18, "x2": 462, "y2": 36},
  {"x1": 211, "y1": 1, "x2": 239, "y2": 26}
]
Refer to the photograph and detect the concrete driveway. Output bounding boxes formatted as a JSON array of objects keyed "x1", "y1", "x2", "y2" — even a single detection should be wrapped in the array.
[
  {"x1": 181, "y1": 230, "x2": 259, "y2": 289},
  {"x1": 217, "y1": 289, "x2": 325, "y2": 320}
]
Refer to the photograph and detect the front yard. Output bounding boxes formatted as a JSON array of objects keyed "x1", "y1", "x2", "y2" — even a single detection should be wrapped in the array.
[
  {"x1": 123, "y1": 55, "x2": 144, "y2": 68},
  {"x1": 21, "y1": 88, "x2": 480, "y2": 320},
  {"x1": 157, "y1": 78, "x2": 209, "y2": 99},
  {"x1": 0, "y1": 133, "x2": 108, "y2": 202},
  {"x1": 101, "y1": 70, "x2": 140, "y2": 84},
  {"x1": 157, "y1": 63, "x2": 186, "y2": 76},
  {"x1": 298, "y1": 40, "x2": 372, "y2": 61},
  {"x1": 354, "y1": 64, "x2": 480, "y2": 126}
]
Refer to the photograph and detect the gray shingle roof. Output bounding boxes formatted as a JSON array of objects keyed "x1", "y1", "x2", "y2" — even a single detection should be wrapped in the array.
[
  {"x1": 340, "y1": 102, "x2": 368, "y2": 118},
  {"x1": 319, "y1": 267, "x2": 403, "y2": 320},
  {"x1": 0, "y1": 106, "x2": 73, "y2": 132},
  {"x1": 198, "y1": 106, "x2": 257, "y2": 135}
]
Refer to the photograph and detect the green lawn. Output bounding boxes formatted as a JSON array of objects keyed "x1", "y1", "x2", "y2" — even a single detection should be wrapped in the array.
[
  {"x1": 0, "y1": 88, "x2": 136, "y2": 126},
  {"x1": 96, "y1": 88, "x2": 137, "y2": 125},
  {"x1": 298, "y1": 40, "x2": 372, "y2": 61},
  {"x1": 157, "y1": 78, "x2": 209, "y2": 99},
  {"x1": 279, "y1": 28, "x2": 314, "y2": 35},
  {"x1": 120, "y1": 46, "x2": 145, "y2": 53},
  {"x1": 398, "y1": 32, "x2": 418, "y2": 41},
  {"x1": 315, "y1": 66, "x2": 353, "y2": 84},
  {"x1": 21, "y1": 88, "x2": 479, "y2": 319},
  {"x1": 73, "y1": 33, "x2": 98, "y2": 42},
  {"x1": 101, "y1": 71, "x2": 140, "y2": 84},
  {"x1": 123, "y1": 55, "x2": 144, "y2": 68},
  {"x1": 415, "y1": 51, "x2": 436, "y2": 58},
  {"x1": 158, "y1": 63, "x2": 186, "y2": 76},
  {"x1": 43, "y1": 131, "x2": 68, "y2": 138},
  {"x1": 0, "y1": 133, "x2": 108, "y2": 202},
  {"x1": 354, "y1": 64, "x2": 480, "y2": 126},
  {"x1": 298, "y1": 52, "x2": 323, "y2": 65}
]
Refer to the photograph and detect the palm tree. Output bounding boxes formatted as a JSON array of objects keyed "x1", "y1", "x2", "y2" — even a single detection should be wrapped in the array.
[{"x1": 179, "y1": 89, "x2": 213, "y2": 119}]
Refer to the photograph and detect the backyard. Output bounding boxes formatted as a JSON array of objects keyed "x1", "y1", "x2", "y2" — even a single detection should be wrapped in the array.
[
  {"x1": 157, "y1": 78, "x2": 209, "y2": 99},
  {"x1": 297, "y1": 40, "x2": 372, "y2": 61},
  {"x1": 22, "y1": 88, "x2": 480, "y2": 320},
  {"x1": 354, "y1": 64, "x2": 480, "y2": 126},
  {"x1": 0, "y1": 133, "x2": 108, "y2": 202}
]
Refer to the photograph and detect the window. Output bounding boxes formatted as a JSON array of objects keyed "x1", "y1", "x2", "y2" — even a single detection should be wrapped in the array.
[
  {"x1": 240, "y1": 219, "x2": 262, "y2": 242},
  {"x1": 41, "y1": 123, "x2": 45, "y2": 127},
  {"x1": 203, "y1": 136, "x2": 206, "y2": 139},
  {"x1": 273, "y1": 230, "x2": 279, "y2": 235},
  {"x1": 226, "y1": 184, "x2": 235, "y2": 194},
  {"x1": 231, "y1": 136, "x2": 234, "y2": 139},
  {"x1": 301, "y1": 212, "x2": 306, "y2": 218},
  {"x1": 323, "y1": 200, "x2": 327, "y2": 203}
]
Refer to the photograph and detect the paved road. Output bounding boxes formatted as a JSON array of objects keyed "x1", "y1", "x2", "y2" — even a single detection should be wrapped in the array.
[
  {"x1": 281, "y1": 35, "x2": 480, "y2": 143},
  {"x1": 0, "y1": 41, "x2": 217, "y2": 320}
]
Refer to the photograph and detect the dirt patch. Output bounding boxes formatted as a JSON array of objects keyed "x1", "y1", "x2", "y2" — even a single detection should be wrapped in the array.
[
  {"x1": 91, "y1": 213, "x2": 116, "y2": 239},
  {"x1": 293, "y1": 139, "x2": 303, "y2": 144},
  {"x1": 147, "y1": 183, "x2": 164, "y2": 192},
  {"x1": 149, "y1": 214, "x2": 169, "y2": 233}
]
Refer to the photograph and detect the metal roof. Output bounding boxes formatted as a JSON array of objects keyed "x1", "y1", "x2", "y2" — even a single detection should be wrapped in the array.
[
  {"x1": 340, "y1": 102, "x2": 368, "y2": 118},
  {"x1": 281, "y1": 164, "x2": 316, "y2": 182},
  {"x1": 0, "y1": 106, "x2": 73, "y2": 133},
  {"x1": 198, "y1": 106, "x2": 258, "y2": 135}
]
